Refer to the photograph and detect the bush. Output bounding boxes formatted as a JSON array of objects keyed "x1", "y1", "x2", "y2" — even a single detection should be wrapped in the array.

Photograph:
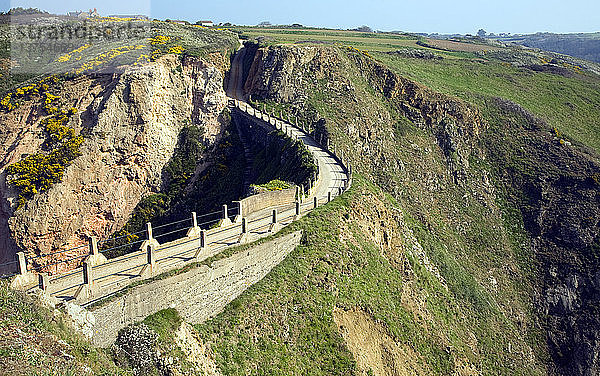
[
  {"x1": 251, "y1": 179, "x2": 292, "y2": 191},
  {"x1": 6, "y1": 107, "x2": 82, "y2": 209}
]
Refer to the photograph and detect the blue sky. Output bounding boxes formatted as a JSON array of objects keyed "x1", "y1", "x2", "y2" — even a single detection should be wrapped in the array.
[{"x1": 3, "y1": 0, "x2": 599, "y2": 34}]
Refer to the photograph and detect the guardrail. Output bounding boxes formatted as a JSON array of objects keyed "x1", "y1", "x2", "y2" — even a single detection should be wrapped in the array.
[{"x1": 7, "y1": 98, "x2": 353, "y2": 305}]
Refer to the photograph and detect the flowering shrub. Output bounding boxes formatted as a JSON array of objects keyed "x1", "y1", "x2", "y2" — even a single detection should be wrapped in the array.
[
  {"x1": 167, "y1": 45, "x2": 184, "y2": 54},
  {"x1": 0, "y1": 76, "x2": 59, "y2": 112},
  {"x1": 56, "y1": 44, "x2": 91, "y2": 63},
  {"x1": 149, "y1": 35, "x2": 171, "y2": 45},
  {"x1": 6, "y1": 106, "x2": 82, "y2": 209},
  {"x1": 74, "y1": 45, "x2": 146, "y2": 74}
]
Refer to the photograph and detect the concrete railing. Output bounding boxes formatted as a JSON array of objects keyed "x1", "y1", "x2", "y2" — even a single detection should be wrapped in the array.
[{"x1": 8, "y1": 98, "x2": 352, "y2": 306}]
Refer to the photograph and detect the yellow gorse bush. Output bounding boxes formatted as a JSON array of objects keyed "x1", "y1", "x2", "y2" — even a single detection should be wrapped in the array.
[
  {"x1": 0, "y1": 76, "x2": 59, "y2": 112},
  {"x1": 149, "y1": 35, "x2": 171, "y2": 45},
  {"x1": 6, "y1": 93, "x2": 83, "y2": 209},
  {"x1": 74, "y1": 45, "x2": 146, "y2": 74},
  {"x1": 168, "y1": 45, "x2": 184, "y2": 54},
  {"x1": 56, "y1": 44, "x2": 91, "y2": 63}
]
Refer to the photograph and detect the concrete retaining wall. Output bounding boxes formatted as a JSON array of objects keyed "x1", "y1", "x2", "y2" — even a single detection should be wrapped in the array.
[
  {"x1": 89, "y1": 231, "x2": 302, "y2": 347},
  {"x1": 238, "y1": 187, "x2": 296, "y2": 217}
]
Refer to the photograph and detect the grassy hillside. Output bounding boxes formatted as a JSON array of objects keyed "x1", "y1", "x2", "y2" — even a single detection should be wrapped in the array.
[
  {"x1": 196, "y1": 176, "x2": 546, "y2": 375},
  {"x1": 0, "y1": 18, "x2": 238, "y2": 93},
  {"x1": 192, "y1": 35, "x2": 600, "y2": 374},
  {"x1": 0, "y1": 280, "x2": 128, "y2": 375},
  {"x1": 192, "y1": 42, "x2": 572, "y2": 374},
  {"x1": 374, "y1": 52, "x2": 600, "y2": 153}
]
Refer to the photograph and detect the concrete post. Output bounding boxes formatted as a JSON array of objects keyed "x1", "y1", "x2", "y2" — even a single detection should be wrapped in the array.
[
  {"x1": 272, "y1": 209, "x2": 278, "y2": 224},
  {"x1": 222, "y1": 204, "x2": 228, "y2": 221},
  {"x1": 146, "y1": 222, "x2": 153, "y2": 241},
  {"x1": 83, "y1": 259, "x2": 93, "y2": 286},
  {"x1": 16, "y1": 252, "x2": 27, "y2": 275},
  {"x1": 241, "y1": 218, "x2": 247, "y2": 234},
  {"x1": 313, "y1": 196, "x2": 318, "y2": 209},
  {"x1": 39, "y1": 273, "x2": 49, "y2": 291},
  {"x1": 326, "y1": 138, "x2": 330, "y2": 150},
  {"x1": 89, "y1": 236, "x2": 99, "y2": 256},
  {"x1": 192, "y1": 212, "x2": 198, "y2": 228},
  {"x1": 328, "y1": 191, "x2": 332, "y2": 203},
  {"x1": 295, "y1": 186, "x2": 300, "y2": 201}
]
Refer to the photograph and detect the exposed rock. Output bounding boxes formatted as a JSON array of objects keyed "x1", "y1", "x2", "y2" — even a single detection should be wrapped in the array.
[
  {"x1": 243, "y1": 44, "x2": 484, "y2": 185},
  {"x1": 0, "y1": 54, "x2": 228, "y2": 270},
  {"x1": 62, "y1": 301, "x2": 96, "y2": 339},
  {"x1": 114, "y1": 324, "x2": 160, "y2": 376},
  {"x1": 175, "y1": 322, "x2": 222, "y2": 376},
  {"x1": 486, "y1": 97, "x2": 600, "y2": 376}
]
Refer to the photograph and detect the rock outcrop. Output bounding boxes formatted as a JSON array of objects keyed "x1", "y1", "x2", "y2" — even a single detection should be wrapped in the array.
[{"x1": 0, "y1": 54, "x2": 228, "y2": 270}]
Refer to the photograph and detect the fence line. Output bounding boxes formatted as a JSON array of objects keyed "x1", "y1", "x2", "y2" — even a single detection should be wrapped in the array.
[{"x1": 10, "y1": 99, "x2": 352, "y2": 304}]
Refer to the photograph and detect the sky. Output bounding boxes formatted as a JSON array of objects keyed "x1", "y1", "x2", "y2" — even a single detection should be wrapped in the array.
[{"x1": 2, "y1": 0, "x2": 599, "y2": 35}]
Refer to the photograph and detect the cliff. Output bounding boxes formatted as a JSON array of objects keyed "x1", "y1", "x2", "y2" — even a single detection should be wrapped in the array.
[
  {"x1": 199, "y1": 42, "x2": 600, "y2": 375},
  {"x1": 0, "y1": 54, "x2": 229, "y2": 270}
]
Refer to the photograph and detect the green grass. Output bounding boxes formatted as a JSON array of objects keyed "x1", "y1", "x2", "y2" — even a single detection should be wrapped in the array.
[
  {"x1": 250, "y1": 179, "x2": 292, "y2": 191},
  {"x1": 374, "y1": 52, "x2": 600, "y2": 154},
  {"x1": 0, "y1": 280, "x2": 128, "y2": 375},
  {"x1": 234, "y1": 26, "x2": 427, "y2": 52},
  {"x1": 195, "y1": 177, "x2": 545, "y2": 375}
]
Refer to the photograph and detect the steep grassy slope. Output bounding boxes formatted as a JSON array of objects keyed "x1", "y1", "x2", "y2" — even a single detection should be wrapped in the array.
[
  {"x1": 0, "y1": 280, "x2": 128, "y2": 375},
  {"x1": 375, "y1": 53, "x2": 600, "y2": 153},
  {"x1": 196, "y1": 177, "x2": 545, "y2": 375},
  {"x1": 191, "y1": 44, "x2": 577, "y2": 375},
  {"x1": 210, "y1": 43, "x2": 600, "y2": 375}
]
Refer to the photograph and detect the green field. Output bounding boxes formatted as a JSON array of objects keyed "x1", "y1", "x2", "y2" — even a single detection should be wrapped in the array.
[{"x1": 232, "y1": 26, "x2": 426, "y2": 52}]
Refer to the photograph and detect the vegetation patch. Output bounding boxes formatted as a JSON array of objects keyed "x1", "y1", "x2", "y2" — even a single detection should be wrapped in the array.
[
  {"x1": 250, "y1": 179, "x2": 292, "y2": 191},
  {"x1": 5, "y1": 89, "x2": 83, "y2": 209},
  {"x1": 0, "y1": 280, "x2": 127, "y2": 375}
]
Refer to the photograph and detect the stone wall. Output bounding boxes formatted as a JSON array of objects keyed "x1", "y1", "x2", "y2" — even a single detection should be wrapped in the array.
[
  {"x1": 238, "y1": 187, "x2": 296, "y2": 217},
  {"x1": 90, "y1": 231, "x2": 302, "y2": 347}
]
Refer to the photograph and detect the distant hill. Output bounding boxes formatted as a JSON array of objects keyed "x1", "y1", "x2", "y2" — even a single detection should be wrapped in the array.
[{"x1": 495, "y1": 32, "x2": 600, "y2": 63}]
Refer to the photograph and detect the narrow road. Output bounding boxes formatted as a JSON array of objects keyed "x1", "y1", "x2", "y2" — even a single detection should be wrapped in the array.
[{"x1": 28, "y1": 45, "x2": 350, "y2": 307}]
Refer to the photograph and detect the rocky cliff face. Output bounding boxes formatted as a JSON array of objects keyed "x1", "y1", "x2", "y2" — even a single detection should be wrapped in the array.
[
  {"x1": 0, "y1": 54, "x2": 228, "y2": 270},
  {"x1": 243, "y1": 44, "x2": 485, "y2": 187},
  {"x1": 485, "y1": 98, "x2": 600, "y2": 376}
]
